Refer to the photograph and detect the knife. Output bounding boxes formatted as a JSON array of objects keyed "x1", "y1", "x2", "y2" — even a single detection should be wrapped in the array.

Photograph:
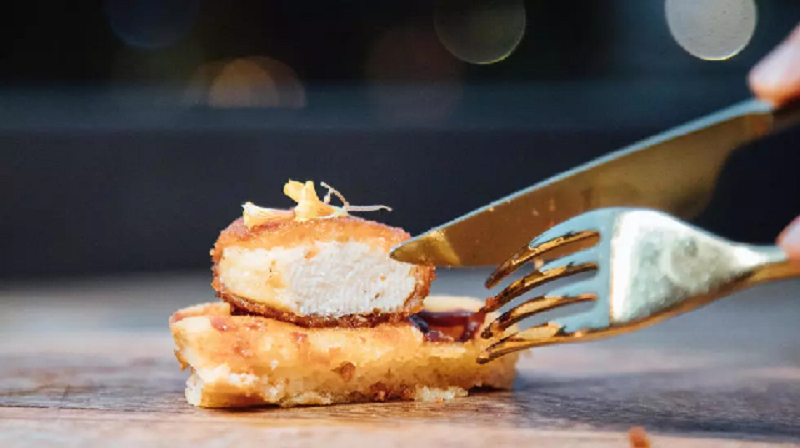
[{"x1": 391, "y1": 98, "x2": 800, "y2": 267}]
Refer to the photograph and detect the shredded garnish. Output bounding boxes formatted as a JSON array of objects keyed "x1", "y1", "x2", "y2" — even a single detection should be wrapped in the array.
[
  {"x1": 284, "y1": 181, "x2": 339, "y2": 221},
  {"x1": 320, "y1": 182, "x2": 392, "y2": 214},
  {"x1": 242, "y1": 202, "x2": 295, "y2": 228},
  {"x1": 242, "y1": 180, "x2": 392, "y2": 228}
]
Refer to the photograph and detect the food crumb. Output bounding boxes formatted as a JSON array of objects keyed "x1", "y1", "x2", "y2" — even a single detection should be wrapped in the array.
[{"x1": 628, "y1": 427, "x2": 650, "y2": 448}]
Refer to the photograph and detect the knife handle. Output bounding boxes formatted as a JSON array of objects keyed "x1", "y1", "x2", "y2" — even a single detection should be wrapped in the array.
[{"x1": 771, "y1": 98, "x2": 800, "y2": 134}]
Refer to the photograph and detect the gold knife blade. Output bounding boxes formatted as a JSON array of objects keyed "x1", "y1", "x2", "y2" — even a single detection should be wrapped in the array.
[{"x1": 391, "y1": 99, "x2": 791, "y2": 267}]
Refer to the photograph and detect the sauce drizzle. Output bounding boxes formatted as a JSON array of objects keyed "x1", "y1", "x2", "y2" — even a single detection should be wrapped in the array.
[{"x1": 410, "y1": 309, "x2": 487, "y2": 343}]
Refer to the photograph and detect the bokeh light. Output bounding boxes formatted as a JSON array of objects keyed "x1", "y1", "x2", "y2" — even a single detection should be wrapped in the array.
[
  {"x1": 105, "y1": 0, "x2": 199, "y2": 50},
  {"x1": 434, "y1": 0, "x2": 526, "y2": 65},
  {"x1": 665, "y1": 0, "x2": 757, "y2": 61},
  {"x1": 186, "y1": 57, "x2": 306, "y2": 109},
  {"x1": 366, "y1": 26, "x2": 464, "y2": 124}
]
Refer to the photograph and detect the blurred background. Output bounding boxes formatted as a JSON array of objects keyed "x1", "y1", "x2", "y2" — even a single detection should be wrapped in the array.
[{"x1": 2, "y1": 0, "x2": 799, "y2": 280}]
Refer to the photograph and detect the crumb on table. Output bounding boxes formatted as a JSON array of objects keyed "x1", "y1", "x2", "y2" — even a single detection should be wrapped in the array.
[{"x1": 628, "y1": 427, "x2": 650, "y2": 448}]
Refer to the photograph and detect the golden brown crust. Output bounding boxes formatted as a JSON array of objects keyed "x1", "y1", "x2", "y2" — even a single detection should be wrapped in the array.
[
  {"x1": 212, "y1": 215, "x2": 411, "y2": 262},
  {"x1": 217, "y1": 289, "x2": 428, "y2": 328},
  {"x1": 211, "y1": 215, "x2": 435, "y2": 327},
  {"x1": 169, "y1": 296, "x2": 519, "y2": 408}
]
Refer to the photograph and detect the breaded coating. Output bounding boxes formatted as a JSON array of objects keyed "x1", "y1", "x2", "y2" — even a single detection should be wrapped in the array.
[
  {"x1": 212, "y1": 216, "x2": 435, "y2": 327},
  {"x1": 170, "y1": 296, "x2": 519, "y2": 408}
]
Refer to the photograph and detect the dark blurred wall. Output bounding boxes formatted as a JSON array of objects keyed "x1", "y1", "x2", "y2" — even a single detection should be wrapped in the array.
[{"x1": 1, "y1": 0, "x2": 799, "y2": 279}]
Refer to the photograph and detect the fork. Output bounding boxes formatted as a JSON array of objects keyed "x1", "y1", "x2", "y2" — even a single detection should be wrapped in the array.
[{"x1": 477, "y1": 207, "x2": 800, "y2": 364}]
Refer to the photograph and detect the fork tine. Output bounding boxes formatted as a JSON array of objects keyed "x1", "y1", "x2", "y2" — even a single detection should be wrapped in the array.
[
  {"x1": 481, "y1": 281, "x2": 598, "y2": 337},
  {"x1": 477, "y1": 315, "x2": 603, "y2": 364},
  {"x1": 486, "y1": 229, "x2": 598, "y2": 288},
  {"x1": 476, "y1": 323, "x2": 565, "y2": 364},
  {"x1": 478, "y1": 303, "x2": 612, "y2": 363},
  {"x1": 538, "y1": 247, "x2": 599, "y2": 272},
  {"x1": 483, "y1": 250, "x2": 598, "y2": 313},
  {"x1": 481, "y1": 291, "x2": 596, "y2": 339}
]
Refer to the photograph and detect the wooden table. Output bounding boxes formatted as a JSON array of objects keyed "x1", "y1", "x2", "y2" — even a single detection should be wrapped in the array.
[{"x1": 2, "y1": 270, "x2": 799, "y2": 447}]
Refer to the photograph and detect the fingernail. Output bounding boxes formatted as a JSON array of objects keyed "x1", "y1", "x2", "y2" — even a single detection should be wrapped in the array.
[
  {"x1": 750, "y1": 41, "x2": 795, "y2": 91},
  {"x1": 749, "y1": 26, "x2": 800, "y2": 100},
  {"x1": 778, "y1": 216, "x2": 800, "y2": 257}
]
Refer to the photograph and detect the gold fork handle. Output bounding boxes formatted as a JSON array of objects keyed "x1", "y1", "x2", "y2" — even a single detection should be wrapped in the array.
[{"x1": 747, "y1": 246, "x2": 800, "y2": 284}]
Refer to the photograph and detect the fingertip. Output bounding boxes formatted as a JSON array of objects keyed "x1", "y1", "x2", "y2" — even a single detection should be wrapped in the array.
[
  {"x1": 748, "y1": 22, "x2": 800, "y2": 106},
  {"x1": 747, "y1": 68, "x2": 775, "y2": 103},
  {"x1": 749, "y1": 47, "x2": 791, "y2": 105},
  {"x1": 778, "y1": 216, "x2": 800, "y2": 263}
]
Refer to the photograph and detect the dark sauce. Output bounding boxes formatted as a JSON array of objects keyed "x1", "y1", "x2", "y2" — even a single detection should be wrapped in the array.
[{"x1": 410, "y1": 309, "x2": 487, "y2": 343}]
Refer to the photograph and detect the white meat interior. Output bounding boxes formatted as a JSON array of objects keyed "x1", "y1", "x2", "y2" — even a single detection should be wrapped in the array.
[{"x1": 218, "y1": 242, "x2": 417, "y2": 317}]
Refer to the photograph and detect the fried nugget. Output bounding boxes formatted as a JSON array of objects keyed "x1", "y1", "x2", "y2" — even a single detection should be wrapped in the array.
[
  {"x1": 170, "y1": 295, "x2": 519, "y2": 408},
  {"x1": 212, "y1": 181, "x2": 434, "y2": 327}
]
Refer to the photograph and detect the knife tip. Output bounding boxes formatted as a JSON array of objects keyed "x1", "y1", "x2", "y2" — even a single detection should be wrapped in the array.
[
  {"x1": 390, "y1": 230, "x2": 465, "y2": 267},
  {"x1": 390, "y1": 238, "x2": 428, "y2": 265}
]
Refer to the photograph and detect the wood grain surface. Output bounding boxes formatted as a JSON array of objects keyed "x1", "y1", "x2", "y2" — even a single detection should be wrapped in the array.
[{"x1": 1, "y1": 271, "x2": 799, "y2": 447}]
